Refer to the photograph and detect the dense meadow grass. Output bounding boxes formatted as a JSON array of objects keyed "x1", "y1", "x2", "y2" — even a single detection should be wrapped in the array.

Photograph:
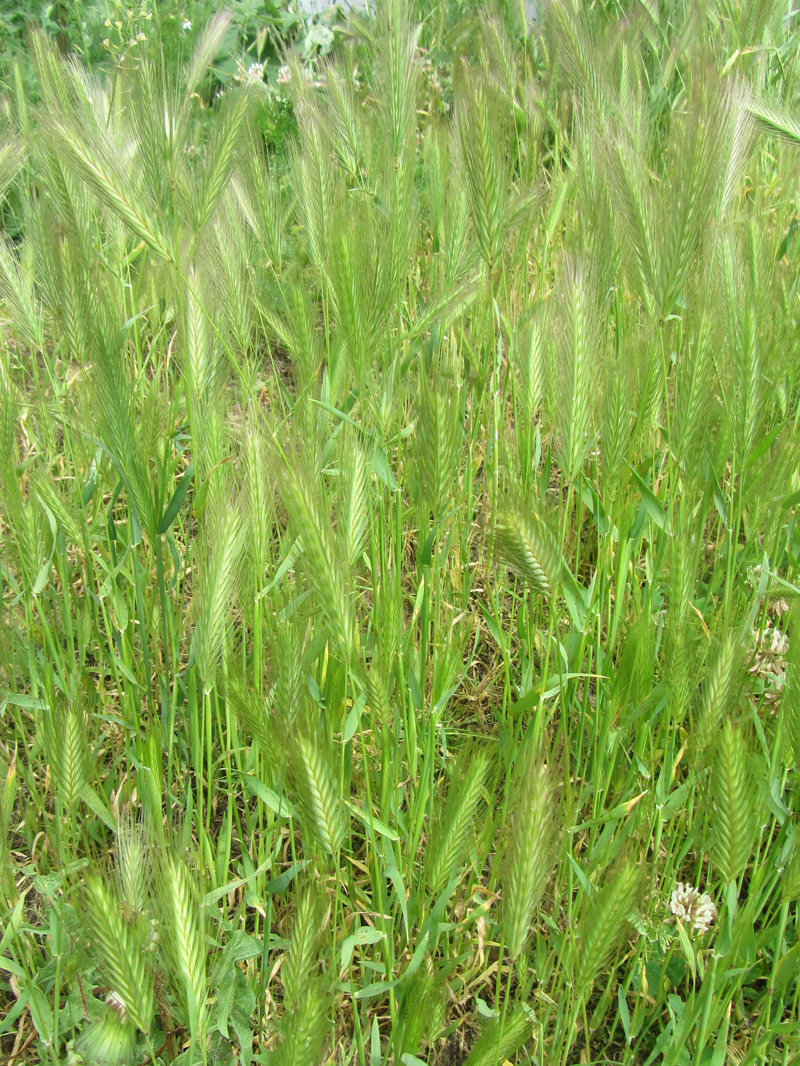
[{"x1": 1, "y1": 1, "x2": 800, "y2": 1063}]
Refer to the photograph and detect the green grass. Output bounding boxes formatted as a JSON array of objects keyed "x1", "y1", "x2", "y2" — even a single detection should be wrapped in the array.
[{"x1": 1, "y1": 1, "x2": 800, "y2": 1064}]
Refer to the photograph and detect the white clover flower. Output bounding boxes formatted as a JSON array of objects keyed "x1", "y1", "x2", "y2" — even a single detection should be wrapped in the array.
[
  {"x1": 247, "y1": 62, "x2": 265, "y2": 81},
  {"x1": 277, "y1": 65, "x2": 291, "y2": 86},
  {"x1": 746, "y1": 564, "x2": 762, "y2": 586},
  {"x1": 669, "y1": 883, "x2": 717, "y2": 934},
  {"x1": 181, "y1": 17, "x2": 191, "y2": 31},
  {"x1": 751, "y1": 625, "x2": 789, "y2": 691},
  {"x1": 769, "y1": 627, "x2": 789, "y2": 657}
]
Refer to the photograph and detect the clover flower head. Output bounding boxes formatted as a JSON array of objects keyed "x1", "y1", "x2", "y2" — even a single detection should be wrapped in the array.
[
  {"x1": 669, "y1": 883, "x2": 716, "y2": 934},
  {"x1": 751, "y1": 625, "x2": 789, "y2": 692},
  {"x1": 769, "y1": 627, "x2": 789, "y2": 657},
  {"x1": 746, "y1": 563, "x2": 762, "y2": 587}
]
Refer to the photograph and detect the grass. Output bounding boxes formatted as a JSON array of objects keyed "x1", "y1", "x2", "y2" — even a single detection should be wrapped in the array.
[{"x1": 1, "y1": 0, "x2": 800, "y2": 1063}]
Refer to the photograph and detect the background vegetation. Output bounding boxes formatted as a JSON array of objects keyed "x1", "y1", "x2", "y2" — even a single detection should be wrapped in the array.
[{"x1": 1, "y1": 0, "x2": 800, "y2": 1063}]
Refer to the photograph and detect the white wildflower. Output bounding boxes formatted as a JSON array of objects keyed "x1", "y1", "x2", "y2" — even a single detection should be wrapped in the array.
[
  {"x1": 248, "y1": 62, "x2": 265, "y2": 81},
  {"x1": 769, "y1": 627, "x2": 789, "y2": 657},
  {"x1": 277, "y1": 65, "x2": 291, "y2": 86},
  {"x1": 746, "y1": 564, "x2": 762, "y2": 587},
  {"x1": 669, "y1": 883, "x2": 716, "y2": 934},
  {"x1": 181, "y1": 17, "x2": 191, "y2": 31},
  {"x1": 751, "y1": 625, "x2": 789, "y2": 691}
]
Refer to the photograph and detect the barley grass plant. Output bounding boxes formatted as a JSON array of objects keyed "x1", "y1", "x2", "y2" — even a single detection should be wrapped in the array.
[{"x1": 1, "y1": 0, "x2": 800, "y2": 1063}]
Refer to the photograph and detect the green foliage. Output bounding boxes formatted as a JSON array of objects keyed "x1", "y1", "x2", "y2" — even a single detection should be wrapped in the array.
[{"x1": 1, "y1": 2, "x2": 800, "y2": 1065}]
